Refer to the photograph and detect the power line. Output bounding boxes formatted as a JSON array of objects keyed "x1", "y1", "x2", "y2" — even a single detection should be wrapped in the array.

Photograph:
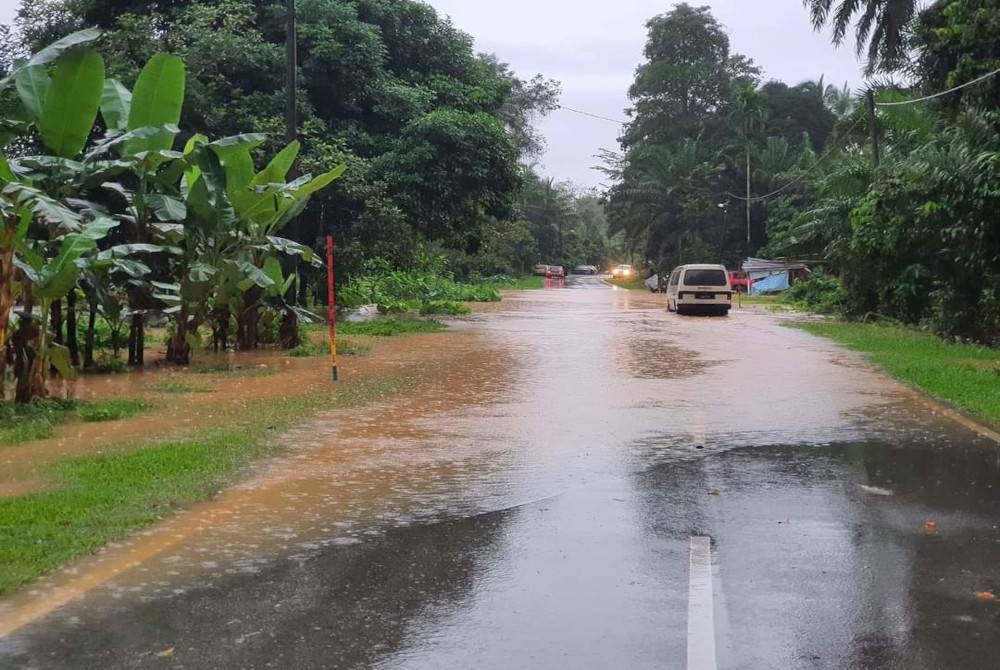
[
  {"x1": 874, "y1": 66, "x2": 1000, "y2": 107},
  {"x1": 725, "y1": 113, "x2": 868, "y2": 203},
  {"x1": 557, "y1": 104, "x2": 628, "y2": 125}
]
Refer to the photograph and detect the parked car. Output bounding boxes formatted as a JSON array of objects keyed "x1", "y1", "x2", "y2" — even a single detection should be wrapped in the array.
[
  {"x1": 573, "y1": 265, "x2": 598, "y2": 275},
  {"x1": 665, "y1": 264, "x2": 732, "y2": 316},
  {"x1": 612, "y1": 264, "x2": 634, "y2": 279},
  {"x1": 533, "y1": 264, "x2": 550, "y2": 276},
  {"x1": 546, "y1": 265, "x2": 565, "y2": 279},
  {"x1": 729, "y1": 270, "x2": 753, "y2": 293}
]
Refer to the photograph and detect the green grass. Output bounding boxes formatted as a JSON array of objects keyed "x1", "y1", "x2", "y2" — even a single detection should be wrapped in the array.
[
  {"x1": 736, "y1": 294, "x2": 794, "y2": 312},
  {"x1": 152, "y1": 380, "x2": 212, "y2": 394},
  {"x1": 338, "y1": 318, "x2": 445, "y2": 337},
  {"x1": 0, "y1": 398, "x2": 151, "y2": 445},
  {"x1": 0, "y1": 400, "x2": 78, "y2": 446},
  {"x1": 505, "y1": 275, "x2": 546, "y2": 290},
  {"x1": 792, "y1": 320, "x2": 1000, "y2": 424},
  {"x1": 607, "y1": 276, "x2": 648, "y2": 290},
  {"x1": 192, "y1": 363, "x2": 274, "y2": 376},
  {"x1": 288, "y1": 337, "x2": 370, "y2": 358},
  {"x1": 419, "y1": 300, "x2": 471, "y2": 316},
  {"x1": 0, "y1": 372, "x2": 421, "y2": 594},
  {"x1": 77, "y1": 399, "x2": 151, "y2": 423}
]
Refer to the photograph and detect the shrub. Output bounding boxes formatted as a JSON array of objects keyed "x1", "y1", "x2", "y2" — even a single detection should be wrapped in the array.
[{"x1": 786, "y1": 272, "x2": 846, "y2": 314}]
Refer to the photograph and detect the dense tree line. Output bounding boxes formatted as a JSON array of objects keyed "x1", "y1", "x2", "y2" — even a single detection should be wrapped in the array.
[
  {"x1": 5, "y1": 0, "x2": 566, "y2": 283},
  {"x1": 607, "y1": 1, "x2": 999, "y2": 343}
]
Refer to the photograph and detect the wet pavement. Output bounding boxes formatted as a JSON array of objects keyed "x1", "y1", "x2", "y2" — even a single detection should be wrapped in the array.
[{"x1": 2, "y1": 275, "x2": 999, "y2": 669}]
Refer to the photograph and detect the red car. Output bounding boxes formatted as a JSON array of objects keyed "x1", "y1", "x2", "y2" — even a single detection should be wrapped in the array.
[
  {"x1": 546, "y1": 266, "x2": 565, "y2": 279},
  {"x1": 729, "y1": 270, "x2": 753, "y2": 293}
]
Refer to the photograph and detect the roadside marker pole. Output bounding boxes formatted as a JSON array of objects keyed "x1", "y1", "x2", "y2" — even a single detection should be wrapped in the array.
[{"x1": 326, "y1": 235, "x2": 338, "y2": 382}]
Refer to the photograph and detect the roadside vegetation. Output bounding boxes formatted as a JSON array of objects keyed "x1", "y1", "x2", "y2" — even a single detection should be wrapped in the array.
[
  {"x1": 0, "y1": 399, "x2": 153, "y2": 446},
  {"x1": 792, "y1": 321, "x2": 1000, "y2": 425},
  {"x1": 607, "y1": 276, "x2": 649, "y2": 291},
  {"x1": 604, "y1": 1, "x2": 999, "y2": 349}
]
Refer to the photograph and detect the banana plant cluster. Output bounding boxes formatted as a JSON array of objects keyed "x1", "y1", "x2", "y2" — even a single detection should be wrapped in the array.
[{"x1": 0, "y1": 29, "x2": 345, "y2": 401}]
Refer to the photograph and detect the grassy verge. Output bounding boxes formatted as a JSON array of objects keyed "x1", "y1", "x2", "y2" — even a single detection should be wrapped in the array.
[
  {"x1": 152, "y1": 380, "x2": 212, "y2": 394},
  {"x1": 791, "y1": 320, "x2": 1000, "y2": 424},
  {"x1": 607, "y1": 276, "x2": 648, "y2": 290},
  {"x1": 77, "y1": 399, "x2": 151, "y2": 423},
  {"x1": 505, "y1": 275, "x2": 546, "y2": 290},
  {"x1": 0, "y1": 373, "x2": 419, "y2": 594},
  {"x1": 0, "y1": 399, "x2": 154, "y2": 446},
  {"x1": 338, "y1": 318, "x2": 445, "y2": 337},
  {"x1": 736, "y1": 294, "x2": 795, "y2": 312},
  {"x1": 289, "y1": 337, "x2": 371, "y2": 358}
]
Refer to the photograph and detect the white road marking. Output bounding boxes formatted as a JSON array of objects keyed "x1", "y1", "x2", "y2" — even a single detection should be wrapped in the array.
[{"x1": 687, "y1": 536, "x2": 717, "y2": 670}]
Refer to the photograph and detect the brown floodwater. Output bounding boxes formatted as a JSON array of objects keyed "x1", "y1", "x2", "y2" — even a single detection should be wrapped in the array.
[{"x1": 1, "y1": 280, "x2": 997, "y2": 668}]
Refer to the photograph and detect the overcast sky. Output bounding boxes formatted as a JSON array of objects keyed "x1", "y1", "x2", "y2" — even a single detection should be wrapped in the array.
[
  {"x1": 426, "y1": 0, "x2": 864, "y2": 188},
  {"x1": 0, "y1": 0, "x2": 864, "y2": 187}
]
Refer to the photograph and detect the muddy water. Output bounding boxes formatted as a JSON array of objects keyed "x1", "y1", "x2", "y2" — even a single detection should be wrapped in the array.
[
  {"x1": 2, "y1": 279, "x2": 998, "y2": 669},
  {"x1": 0, "y1": 334, "x2": 451, "y2": 491}
]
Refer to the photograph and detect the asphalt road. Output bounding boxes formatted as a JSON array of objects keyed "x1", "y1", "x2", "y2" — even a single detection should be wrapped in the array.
[{"x1": 2, "y1": 277, "x2": 999, "y2": 669}]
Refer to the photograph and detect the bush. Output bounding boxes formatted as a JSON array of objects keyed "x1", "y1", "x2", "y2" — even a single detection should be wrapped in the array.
[
  {"x1": 419, "y1": 301, "x2": 471, "y2": 316},
  {"x1": 338, "y1": 256, "x2": 501, "y2": 314},
  {"x1": 786, "y1": 272, "x2": 846, "y2": 314}
]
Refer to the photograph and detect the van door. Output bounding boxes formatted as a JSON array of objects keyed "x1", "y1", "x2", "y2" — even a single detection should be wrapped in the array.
[{"x1": 667, "y1": 268, "x2": 681, "y2": 310}]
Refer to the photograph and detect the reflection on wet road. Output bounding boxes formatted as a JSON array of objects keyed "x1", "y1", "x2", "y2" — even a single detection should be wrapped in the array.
[{"x1": 2, "y1": 277, "x2": 999, "y2": 668}]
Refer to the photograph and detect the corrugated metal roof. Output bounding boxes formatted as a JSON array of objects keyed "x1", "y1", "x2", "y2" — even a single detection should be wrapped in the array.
[{"x1": 741, "y1": 257, "x2": 811, "y2": 272}]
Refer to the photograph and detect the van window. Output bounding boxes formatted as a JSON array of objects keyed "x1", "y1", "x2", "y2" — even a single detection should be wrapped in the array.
[
  {"x1": 683, "y1": 269, "x2": 727, "y2": 286},
  {"x1": 669, "y1": 270, "x2": 681, "y2": 286}
]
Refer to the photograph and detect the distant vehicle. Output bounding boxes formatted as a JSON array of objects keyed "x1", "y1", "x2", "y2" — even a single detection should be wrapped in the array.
[
  {"x1": 546, "y1": 265, "x2": 565, "y2": 279},
  {"x1": 573, "y1": 265, "x2": 598, "y2": 275},
  {"x1": 612, "y1": 264, "x2": 634, "y2": 279},
  {"x1": 645, "y1": 274, "x2": 666, "y2": 293},
  {"x1": 665, "y1": 264, "x2": 732, "y2": 316},
  {"x1": 729, "y1": 270, "x2": 753, "y2": 293},
  {"x1": 533, "y1": 264, "x2": 550, "y2": 276}
]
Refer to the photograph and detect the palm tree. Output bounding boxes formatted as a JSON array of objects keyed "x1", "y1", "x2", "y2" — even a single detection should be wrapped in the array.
[{"x1": 804, "y1": 0, "x2": 918, "y2": 74}]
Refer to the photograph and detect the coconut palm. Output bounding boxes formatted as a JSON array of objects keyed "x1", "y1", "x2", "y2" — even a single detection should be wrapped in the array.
[{"x1": 804, "y1": 0, "x2": 918, "y2": 74}]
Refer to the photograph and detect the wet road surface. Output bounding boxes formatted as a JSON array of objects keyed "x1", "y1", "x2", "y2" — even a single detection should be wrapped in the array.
[{"x1": 2, "y1": 276, "x2": 999, "y2": 668}]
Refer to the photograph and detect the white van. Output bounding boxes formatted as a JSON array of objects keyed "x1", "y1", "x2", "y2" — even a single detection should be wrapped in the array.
[{"x1": 665, "y1": 264, "x2": 732, "y2": 315}]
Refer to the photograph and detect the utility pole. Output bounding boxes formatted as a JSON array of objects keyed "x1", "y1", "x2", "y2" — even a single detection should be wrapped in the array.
[
  {"x1": 285, "y1": 0, "x2": 297, "y2": 146},
  {"x1": 285, "y1": 0, "x2": 301, "y2": 304},
  {"x1": 867, "y1": 89, "x2": 880, "y2": 174},
  {"x1": 745, "y1": 145, "x2": 752, "y2": 246}
]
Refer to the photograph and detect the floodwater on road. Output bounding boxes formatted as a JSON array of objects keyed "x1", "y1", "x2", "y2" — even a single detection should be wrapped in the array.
[{"x1": 1, "y1": 277, "x2": 998, "y2": 669}]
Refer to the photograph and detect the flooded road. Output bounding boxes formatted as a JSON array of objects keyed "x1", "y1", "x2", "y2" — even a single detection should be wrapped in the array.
[{"x1": 2, "y1": 276, "x2": 999, "y2": 669}]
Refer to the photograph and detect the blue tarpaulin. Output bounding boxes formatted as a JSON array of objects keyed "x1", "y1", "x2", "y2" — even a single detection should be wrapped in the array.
[{"x1": 750, "y1": 271, "x2": 790, "y2": 295}]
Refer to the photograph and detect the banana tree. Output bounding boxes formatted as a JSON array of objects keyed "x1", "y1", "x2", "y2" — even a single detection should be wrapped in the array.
[
  {"x1": 217, "y1": 139, "x2": 345, "y2": 349},
  {"x1": 12, "y1": 218, "x2": 116, "y2": 400}
]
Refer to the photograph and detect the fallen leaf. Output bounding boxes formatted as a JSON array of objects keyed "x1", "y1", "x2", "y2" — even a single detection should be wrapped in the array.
[
  {"x1": 708, "y1": 489, "x2": 720, "y2": 496},
  {"x1": 975, "y1": 591, "x2": 996, "y2": 602},
  {"x1": 925, "y1": 521, "x2": 938, "y2": 531},
  {"x1": 155, "y1": 647, "x2": 175, "y2": 658}
]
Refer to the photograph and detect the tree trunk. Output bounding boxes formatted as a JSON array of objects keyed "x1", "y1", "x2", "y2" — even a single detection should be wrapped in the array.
[
  {"x1": 66, "y1": 290, "x2": 79, "y2": 368},
  {"x1": 212, "y1": 308, "x2": 230, "y2": 352},
  {"x1": 128, "y1": 313, "x2": 144, "y2": 366},
  {"x1": 51, "y1": 299, "x2": 63, "y2": 345},
  {"x1": 84, "y1": 297, "x2": 97, "y2": 369},
  {"x1": 279, "y1": 308, "x2": 299, "y2": 349},
  {"x1": 166, "y1": 310, "x2": 192, "y2": 365},
  {"x1": 12, "y1": 318, "x2": 38, "y2": 403},
  {"x1": 238, "y1": 287, "x2": 263, "y2": 350}
]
